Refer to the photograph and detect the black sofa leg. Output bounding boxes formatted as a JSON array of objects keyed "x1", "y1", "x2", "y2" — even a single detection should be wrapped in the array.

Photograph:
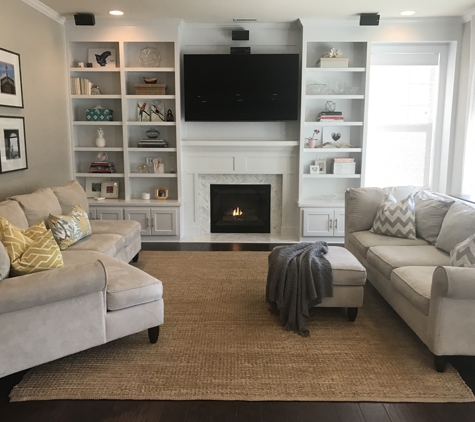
[
  {"x1": 148, "y1": 326, "x2": 160, "y2": 344},
  {"x1": 132, "y1": 252, "x2": 139, "y2": 263},
  {"x1": 434, "y1": 355, "x2": 448, "y2": 372},
  {"x1": 347, "y1": 307, "x2": 358, "y2": 322}
]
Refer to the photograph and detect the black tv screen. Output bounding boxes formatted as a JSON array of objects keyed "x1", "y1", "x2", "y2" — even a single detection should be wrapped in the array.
[{"x1": 184, "y1": 54, "x2": 300, "y2": 122}]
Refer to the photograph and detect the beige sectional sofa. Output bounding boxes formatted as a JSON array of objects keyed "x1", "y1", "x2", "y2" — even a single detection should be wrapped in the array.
[
  {"x1": 0, "y1": 181, "x2": 164, "y2": 378},
  {"x1": 345, "y1": 186, "x2": 475, "y2": 371}
]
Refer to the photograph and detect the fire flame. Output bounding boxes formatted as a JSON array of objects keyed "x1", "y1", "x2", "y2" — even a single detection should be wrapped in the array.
[{"x1": 232, "y1": 207, "x2": 243, "y2": 216}]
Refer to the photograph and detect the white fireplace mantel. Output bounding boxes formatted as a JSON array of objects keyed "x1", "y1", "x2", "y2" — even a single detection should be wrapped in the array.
[{"x1": 181, "y1": 140, "x2": 300, "y2": 240}]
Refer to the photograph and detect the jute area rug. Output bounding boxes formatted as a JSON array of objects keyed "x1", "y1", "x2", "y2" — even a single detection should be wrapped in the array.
[{"x1": 10, "y1": 251, "x2": 475, "y2": 403}]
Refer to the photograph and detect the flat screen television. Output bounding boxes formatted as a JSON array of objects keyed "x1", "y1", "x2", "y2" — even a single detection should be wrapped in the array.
[{"x1": 184, "y1": 54, "x2": 300, "y2": 122}]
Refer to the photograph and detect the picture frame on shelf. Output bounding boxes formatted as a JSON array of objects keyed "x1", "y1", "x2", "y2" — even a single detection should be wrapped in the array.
[
  {"x1": 309, "y1": 165, "x2": 320, "y2": 175},
  {"x1": 155, "y1": 186, "x2": 168, "y2": 200},
  {"x1": 101, "y1": 181, "x2": 119, "y2": 199},
  {"x1": 0, "y1": 48, "x2": 24, "y2": 108},
  {"x1": 315, "y1": 159, "x2": 326, "y2": 174},
  {"x1": 87, "y1": 48, "x2": 117, "y2": 68},
  {"x1": 0, "y1": 116, "x2": 27, "y2": 174},
  {"x1": 85, "y1": 178, "x2": 103, "y2": 198}
]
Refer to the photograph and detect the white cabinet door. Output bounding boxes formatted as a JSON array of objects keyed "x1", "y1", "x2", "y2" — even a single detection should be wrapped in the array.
[
  {"x1": 302, "y1": 209, "x2": 333, "y2": 237},
  {"x1": 96, "y1": 207, "x2": 123, "y2": 220},
  {"x1": 151, "y1": 208, "x2": 178, "y2": 236},
  {"x1": 302, "y1": 207, "x2": 345, "y2": 237},
  {"x1": 334, "y1": 208, "x2": 345, "y2": 237},
  {"x1": 124, "y1": 208, "x2": 151, "y2": 235}
]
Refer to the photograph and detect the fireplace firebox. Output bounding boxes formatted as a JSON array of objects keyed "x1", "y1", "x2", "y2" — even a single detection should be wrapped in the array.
[{"x1": 210, "y1": 184, "x2": 271, "y2": 233}]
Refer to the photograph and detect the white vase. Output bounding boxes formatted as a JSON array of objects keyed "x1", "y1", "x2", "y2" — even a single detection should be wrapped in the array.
[{"x1": 96, "y1": 128, "x2": 106, "y2": 148}]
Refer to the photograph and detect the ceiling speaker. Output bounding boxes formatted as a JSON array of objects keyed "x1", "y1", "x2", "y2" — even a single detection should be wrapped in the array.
[
  {"x1": 232, "y1": 30, "x2": 250, "y2": 41},
  {"x1": 359, "y1": 13, "x2": 380, "y2": 26},
  {"x1": 74, "y1": 13, "x2": 95, "y2": 26}
]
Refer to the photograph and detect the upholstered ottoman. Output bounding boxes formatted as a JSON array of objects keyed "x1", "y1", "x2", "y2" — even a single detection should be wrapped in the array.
[{"x1": 315, "y1": 246, "x2": 367, "y2": 321}]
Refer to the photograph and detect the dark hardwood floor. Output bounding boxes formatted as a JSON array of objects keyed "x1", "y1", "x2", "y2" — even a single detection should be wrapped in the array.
[{"x1": 2, "y1": 242, "x2": 475, "y2": 422}]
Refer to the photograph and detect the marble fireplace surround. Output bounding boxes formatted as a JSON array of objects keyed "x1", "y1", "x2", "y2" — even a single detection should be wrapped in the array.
[{"x1": 182, "y1": 141, "x2": 299, "y2": 241}]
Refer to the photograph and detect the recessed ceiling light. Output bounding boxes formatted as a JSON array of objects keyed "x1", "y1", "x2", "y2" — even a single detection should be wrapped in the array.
[
  {"x1": 400, "y1": 11, "x2": 416, "y2": 16},
  {"x1": 109, "y1": 10, "x2": 124, "y2": 16}
]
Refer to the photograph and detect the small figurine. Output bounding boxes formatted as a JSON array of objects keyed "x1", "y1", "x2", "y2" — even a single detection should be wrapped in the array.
[
  {"x1": 166, "y1": 109, "x2": 174, "y2": 122},
  {"x1": 95, "y1": 128, "x2": 106, "y2": 148}
]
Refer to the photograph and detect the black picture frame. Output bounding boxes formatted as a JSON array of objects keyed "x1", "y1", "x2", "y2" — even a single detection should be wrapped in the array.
[
  {"x1": 0, "y1": 116, "x2": 27, "y2": 173},
  {"x1": 0, "y1": 47, "x2": 24, "y2": 108}
]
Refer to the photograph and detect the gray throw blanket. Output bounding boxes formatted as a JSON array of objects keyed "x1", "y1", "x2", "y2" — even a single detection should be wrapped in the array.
[{"x1": 266, "y1": 242, "x2": 333, "y2": 337}]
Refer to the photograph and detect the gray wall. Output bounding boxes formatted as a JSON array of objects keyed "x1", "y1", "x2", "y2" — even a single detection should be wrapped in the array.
[{"x1": 0, "y1": 0, "x2": 71, "y2": 200}]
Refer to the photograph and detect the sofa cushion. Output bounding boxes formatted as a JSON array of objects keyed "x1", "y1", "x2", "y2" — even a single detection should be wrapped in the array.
[
  {"x1": 390, "y1": 266, "x2": 436, "y2": 316},
  {"x1": 349, "y1": 230, "x2": 428, "y2": 260},
  {"x1": 52, "y1": 180, "x2": 89, "y2": 214},
  {"x1": 346, "y1": 187, "x2": 385, "y2": 233},
  {"x1": 0, "y1": 242, "x2": 10, "y2": 280},
  {"x1": 0, "y1": 200, "x2": 29, "y2": 230},
  {"x1": 90, "y1": 219, "x2": 141, "y2": 247},
  {"x1": 9, "y1": 188, "x2": 63, "y2": 227},
  {"x1": 450, "y1": 234, "x2": 475, "y2": 268},
  {"x1": 414, "y1": 190, "x2": 454, "y2": 244},
  {"x1": 325, "y1": 246, "x2": 367, "y2": 286},
  {"x1": 435, "y1": 201, "x2": 475, "y2": 253},
  {"x1": 367, "y1": 245, "x2": 450, "y2": 279},
  {"x1": 66, "y1": 233, "x2": 126, "y2": 257},
  {"x1": 48, "y1": 205, "x2": 92, "y2": 250},
  {"x1": 371, "y1": 192, "x2": 417, "y2": 240},
  {"x1": 0, "y1": 218, "x2": 63, "y2": 276}
]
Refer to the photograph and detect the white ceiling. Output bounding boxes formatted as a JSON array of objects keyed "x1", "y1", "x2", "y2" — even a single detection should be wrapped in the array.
[{"x1": 38, "y1": 0, "x2": 475, "y2": 23}]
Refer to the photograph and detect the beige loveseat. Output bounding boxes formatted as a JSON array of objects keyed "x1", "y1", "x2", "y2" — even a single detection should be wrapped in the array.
[
  {"x1": 345, "y1": 186, "x2": 475, "y2": 371},
  {"x1": 0, "y1": 181, "x2": 164, "y2": 378}
]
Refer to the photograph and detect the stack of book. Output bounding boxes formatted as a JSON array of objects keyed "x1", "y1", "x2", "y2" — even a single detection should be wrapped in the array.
[
  {"x1": 137, "y1": 139, "x2": 169, "y2": 148},
  {"x1": 317, "y1": 111, "x2": 344, "y2": 122},
  {"x1": 89, "y1": 162, "x2": 116, "y2": 173},
  {"x1": 71, "y1": 77, "x2": 93, "y2": 95}
]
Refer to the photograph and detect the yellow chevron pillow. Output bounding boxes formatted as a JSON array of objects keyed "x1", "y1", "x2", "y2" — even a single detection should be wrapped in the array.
[{"x1": 0, "y1": 217, "x2": 64, "y2": 276}]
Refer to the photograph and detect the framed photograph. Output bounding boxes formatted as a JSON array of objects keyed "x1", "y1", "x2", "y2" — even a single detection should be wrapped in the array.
[
  {"x1": 309, "y1": 165, "x2": 320, "y2": 174},
  {"x1": 85, "y1": 178, "x2": 103, "y2": 198},
  {"x1": 0, "y1": 48, "x2": 24, "y2": 108},
  {"x1": 314, "y1": 159, "x2": 327, "y2": 174},
  {"x1": 155, "y1": 186, "x2": 168, "y2": 200},
  {"x1": 87, "y1": 48, "x2": 117, "y2": 68},
  {"x1": 0, "y1": 116, "x2": 27, "y2": 173},
  {"x1": 101, "y1": 181, "x2": 119, "y2": 199}
]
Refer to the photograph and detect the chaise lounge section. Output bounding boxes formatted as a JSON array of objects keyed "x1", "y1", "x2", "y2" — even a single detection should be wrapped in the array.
[{"x1": 0, "y1": 181, "x2": 164, "y2": 378}]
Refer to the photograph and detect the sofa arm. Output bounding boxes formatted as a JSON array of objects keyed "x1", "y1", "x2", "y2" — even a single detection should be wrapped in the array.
[
  {"x1": 432, "y1": 266, "x2": 475, "y2": 300},
  {"x1": 0, "y1": 260, "x2": 107, "y2": 314}
]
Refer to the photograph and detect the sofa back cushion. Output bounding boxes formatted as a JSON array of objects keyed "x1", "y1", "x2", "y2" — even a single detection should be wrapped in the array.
[
  {"x1": 0, "y1": 242, "x2": 10, "y2": 280},
  {"x1": 9, "y1": 188, "x2": 62, "y2": 227},
  {"x1": 52, "y1": 180, "x2": 89, "y2": 214},
  {"x1": 0, "y1": 200, "x2": 29, "y2": 230},
  {"x1": 435, "y1": 201, "x2": 475, "y2": 253},
  {"x1": 414, "y1": 190, "x2": 454, "y2": 244},
  {"x1": 345, "y1": 186, "x2": 420, "y2": 234}
]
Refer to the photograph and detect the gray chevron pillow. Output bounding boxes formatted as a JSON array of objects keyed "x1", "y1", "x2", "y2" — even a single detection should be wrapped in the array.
[
  {"x1": 450, "y1": 234, "x2": 475, "y2": 267},
  {"x1": 371, "y1": 192, "x2": 417, "y2": 239}
]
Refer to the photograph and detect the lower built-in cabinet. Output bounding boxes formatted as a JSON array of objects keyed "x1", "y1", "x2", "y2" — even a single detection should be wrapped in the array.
[
  {"x1": 89, "y1": 202, "x2": 180, "y2": 238},
  {"x1": 302, "y1": 208, "x2": 345, "y2": 237},
  {"x1": 124, "y1": 207, "x2": 178, "y2": 236}
]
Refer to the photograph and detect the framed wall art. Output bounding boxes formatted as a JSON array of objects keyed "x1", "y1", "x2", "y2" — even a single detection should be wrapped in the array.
[
  {"x1": 0, "y1": 48, "x2": 24, "y2": 108},
  {"x1": 0, "y1": 116, "x2": 27, "y2": 173}
]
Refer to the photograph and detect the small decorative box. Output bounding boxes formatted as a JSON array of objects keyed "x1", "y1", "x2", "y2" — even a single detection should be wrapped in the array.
[
  {"x1": 86, "y1": 106, "x2": 113, "y2": 121},
  {"x1": 317, "y1": 58, "x2": 349, "y2": 68},
  {"x1": 134, "y1": 84, "x2": 167, "y2": 95},
  {"x1": 333, "y1": 162, "x2": 356, "y2": 174}
]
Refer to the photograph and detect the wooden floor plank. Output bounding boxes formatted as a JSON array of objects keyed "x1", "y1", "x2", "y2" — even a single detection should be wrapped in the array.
[
  {"x1": 335, "y1": 403, "x2": 365, "y2": 422},
  {"x1": 262, "y1": 401, "x2": 287, "y2": 422},
  {"x1": 358, "y1": 403, "x2": 392, "y2": 422},
  {"x1": 236, "y1": 401, "x2": 261, "y2": 422}
]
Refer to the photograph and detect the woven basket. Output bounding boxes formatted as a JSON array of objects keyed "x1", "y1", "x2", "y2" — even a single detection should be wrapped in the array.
[{"x1": 134, "y1": 84, "x2": 167, "y2": 95}]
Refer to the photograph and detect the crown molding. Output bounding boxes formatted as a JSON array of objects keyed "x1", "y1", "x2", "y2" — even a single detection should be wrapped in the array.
[
  {"x1": 22, "y1": 0, "x2": 66, "y2": 25},
  {"x1": 463, "y1": 9, "x2": 475, "y2": 23}
]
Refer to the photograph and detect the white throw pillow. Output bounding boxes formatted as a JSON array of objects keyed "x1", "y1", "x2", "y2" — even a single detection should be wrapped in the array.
[
  {"x1": 371, "y1": 192, "x2": 417, "y2": 240},
  {"x1": 450, "y1": 234, "x2": 475, "y2": 268}
]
